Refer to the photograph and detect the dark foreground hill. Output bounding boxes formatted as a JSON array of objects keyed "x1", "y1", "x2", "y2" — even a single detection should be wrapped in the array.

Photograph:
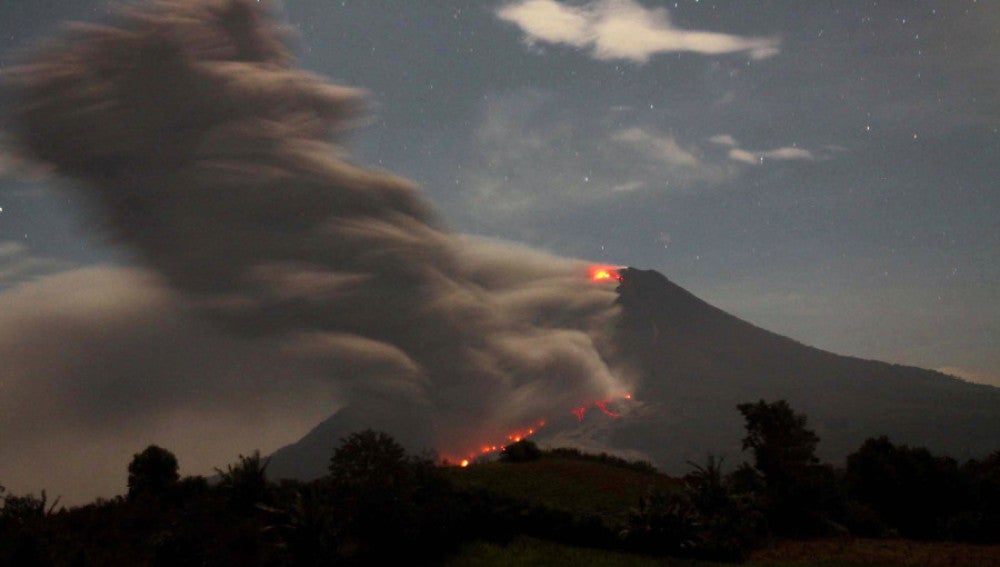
[{"x1": 270, "y1": 267, "x2": 1000, "y2": 479}]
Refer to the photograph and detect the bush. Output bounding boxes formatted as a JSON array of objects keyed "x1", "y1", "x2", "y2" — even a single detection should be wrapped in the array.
[
  {"x1": 501, "y1": 439, "x2": 542, "y2": 463},
  {"x1": 846, "y1": 436, "x2": 965, "y2": 539},
  {"x1": 622, "y1": 457, "x2": 766, "y2": 561},
  {"x1": 623, "y1": 487, "x2": 699, "y2": 555},
  {"x1": 957, "y1": 451, "x2": 1000, "y2": 542},
  {"x1": 260, "y1": 485, "x2": 342, "y2": 565},
  {"x1": 1, "y1": 490, "x2": 59, "y2": 527},
  {"x1": 216, "y1": 450, "x2": 271, "y2": 512}
]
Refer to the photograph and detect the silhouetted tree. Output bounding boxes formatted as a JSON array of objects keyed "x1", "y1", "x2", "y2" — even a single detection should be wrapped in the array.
[
  {"x1": 737, "y1": 399, "x2": 835, "y2": 535},
  {"x1": 328, "y1": 430, "x2": 434, "y2": 558},
  {"x1": 127, "y1": 445, "x2": 179, "y2": 500},
  {"x1": 738, "y1": 400, "x2": 819, "y2": 485},
  {"x1": 323, "y1": 430, "x2": 469, "y2": 561},
  {"x1": 329, "y1": 430, "x2": 410, "y2": 491}
]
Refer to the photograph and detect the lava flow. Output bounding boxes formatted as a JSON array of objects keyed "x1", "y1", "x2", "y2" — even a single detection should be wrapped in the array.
[
  {"x1": 573, "y1": 393, "x2": 631, "y2": 421},
  {"x1": 453, "y1": 420, "x2": 547, "y2": 466},
  {"x1": 453, "y1": 393, "x2": 634, "y2": 466}
]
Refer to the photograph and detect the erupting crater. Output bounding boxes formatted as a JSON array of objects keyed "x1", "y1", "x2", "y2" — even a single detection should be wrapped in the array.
[{"x1": 589, "y1": 265, "x2": 624, "y2": 283}]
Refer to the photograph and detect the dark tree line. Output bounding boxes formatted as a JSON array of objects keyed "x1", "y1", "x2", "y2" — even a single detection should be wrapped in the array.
[
  {"x1": 3, "y1": 402, "x2": 1000, "y2": 565},
  {"x1": 693, "y1": 399, "x2": 1000, "y2": 544},
  {"x1": 618, "y1": 398, "x2": 1000, "y2": 560}
]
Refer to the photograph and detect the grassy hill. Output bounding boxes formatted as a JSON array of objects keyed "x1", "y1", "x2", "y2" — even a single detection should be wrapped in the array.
[
  {"x1": 443, "y1": 453, "x2": 678, "y2": 527},
  {"x1": 447, "y1": 536, "x2": 712, "y2": 567},
  {"x1": 447, "y1": 536, "x2": 1000, "y2": 567}
]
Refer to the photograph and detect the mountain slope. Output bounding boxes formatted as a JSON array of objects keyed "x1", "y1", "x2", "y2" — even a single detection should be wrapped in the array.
[
  {"x1": 269, "y1": 267, "x2": 1000, "y2": 479},
  {"x1": 597, "y1": 267, "x2": 1000, "y2": 471}
]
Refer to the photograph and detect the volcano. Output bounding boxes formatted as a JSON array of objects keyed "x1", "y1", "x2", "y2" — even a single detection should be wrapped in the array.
[{"x1": 269, "y1": 266, "x2": 1000, "y2": 479}]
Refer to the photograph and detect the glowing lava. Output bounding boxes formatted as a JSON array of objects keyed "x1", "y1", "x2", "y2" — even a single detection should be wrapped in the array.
[
  {"x1": 593, "y1": 401, "x2": 620, "y2": 419},
  {"x1": 573, "y1": 393, "x2": 632, "y2": 421},
  {"x1": 589, "y1": 265, "x2": 622, "y2": 283}
]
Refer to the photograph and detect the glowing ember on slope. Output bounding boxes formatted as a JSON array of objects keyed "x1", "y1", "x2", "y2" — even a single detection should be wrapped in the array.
[{"x1": 450, "y1": 420, "x2": 548, "y2": 465}]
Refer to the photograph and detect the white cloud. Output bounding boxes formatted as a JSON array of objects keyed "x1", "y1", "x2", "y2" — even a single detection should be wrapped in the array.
[
  {"x1": 452, "y1": 91, "x2": 739, "y2": 233},
  {"x1": 728, "y1": 148, "x2": 758, "y2": 164},
  {"x1": 708, "y1": 134, "x2": 737, "y2": 147},
  {"x1": 714, "y1": 134, "x2": 817, "y2": 165},
  {"x1": 763, "y1": 146, "x2": 814, "y2": 161},
  {"x1": 612, "y1": 127, "x2": 701, "y2": 169},
  {"x1": 611, "y1": 180, "x2": 644, "y2": 193},
  {"x1": 497, "y1": 0, "x2": 780, "y2": 63},
  {"x1": 497, "y1": 0, "x2": 592, "y2": 48}
]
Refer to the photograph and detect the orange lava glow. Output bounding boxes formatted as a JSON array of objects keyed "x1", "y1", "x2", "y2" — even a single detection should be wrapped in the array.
[
  {"x1": 589, "y1": 265, "x2": 622, "y2": 283},
  {"x1": 460, "y1": 459, "x2": 469, "y2": 467}
]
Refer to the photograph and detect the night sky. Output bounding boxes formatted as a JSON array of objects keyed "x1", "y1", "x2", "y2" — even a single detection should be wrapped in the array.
[{"x1": 1, "y1": 0, "x2": 998, "y2": 501}]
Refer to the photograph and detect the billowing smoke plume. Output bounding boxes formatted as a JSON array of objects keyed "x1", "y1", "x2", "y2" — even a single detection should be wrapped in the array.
[{"x1": 2, "y1": 0, "x2": 626, "y2": 481}]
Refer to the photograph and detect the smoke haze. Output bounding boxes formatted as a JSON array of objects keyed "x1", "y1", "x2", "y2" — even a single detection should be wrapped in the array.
[{"x1": 1, "y1": 0, "x2": 626, "y2": 502}]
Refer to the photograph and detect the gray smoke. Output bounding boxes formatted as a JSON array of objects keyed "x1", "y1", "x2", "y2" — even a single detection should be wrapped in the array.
[{"x1": 1, "y1": 0, "x2": 627, "y2": 478}]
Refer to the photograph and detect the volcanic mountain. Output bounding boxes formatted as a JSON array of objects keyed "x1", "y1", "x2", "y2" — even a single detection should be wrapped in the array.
[{"x1": 269, "y1": 267, "x2": 1000, "y2": 479}]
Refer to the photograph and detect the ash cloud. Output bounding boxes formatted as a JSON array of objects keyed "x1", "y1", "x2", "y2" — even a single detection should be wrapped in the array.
[{"x1": 1, "y1": 0, "x2": 626, "y2": 498}]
